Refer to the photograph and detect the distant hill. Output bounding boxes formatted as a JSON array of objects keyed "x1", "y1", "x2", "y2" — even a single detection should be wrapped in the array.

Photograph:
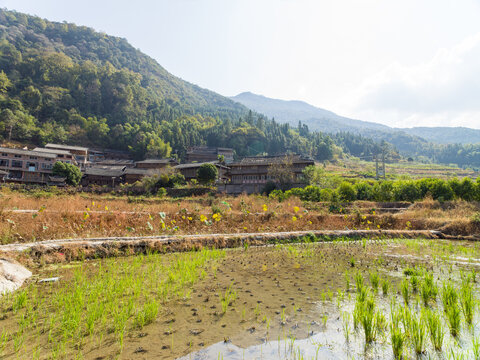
[
  {"x1": 231, "y1": 92, "x2": 480, "y2": 145},
  {"x1": 399, "y1": 127, "x2": 480, "y2": 145},
  {"x1": 231, "y1": 92, "x2": 389, "y2": 134}
]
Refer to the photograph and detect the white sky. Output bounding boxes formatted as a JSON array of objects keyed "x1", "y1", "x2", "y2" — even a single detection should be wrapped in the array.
[{"x1": 2, "y1": 0, "x2": 480, "y2": 129}]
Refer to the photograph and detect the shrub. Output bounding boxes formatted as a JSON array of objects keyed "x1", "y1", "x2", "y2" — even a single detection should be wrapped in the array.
[
  {"x1": 354, "y1": 182, "x2": 373, "y2": 201},
  {"x1": 299, "y1": 185, "x2": 322, "y2": 202},
  {"x1": 393, "y1": 181, "x2": 421, "y2": 202},
  {"x1": 262, "y1": 181, "x2": 277, "y2": 195},
  {"x1": 372, "y1": 181, "x2": 394, "y2": 202},
  {"x1": 337, "y1": 182, "x2": 356, "y2": 202},
  {"x1": 196, "y1": 163, "x2": 218, "y2": 184},
  {"x1": 52, "y1": 161, "x2": 82, "y2": 186},
  {"x1": 156, "y1": 187, "x2": 167, "y2": 197}
]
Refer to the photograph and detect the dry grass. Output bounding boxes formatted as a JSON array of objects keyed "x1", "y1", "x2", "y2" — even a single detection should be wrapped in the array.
[{"x1": 0, "y1": 189, "x2": 479, "y2": 244}]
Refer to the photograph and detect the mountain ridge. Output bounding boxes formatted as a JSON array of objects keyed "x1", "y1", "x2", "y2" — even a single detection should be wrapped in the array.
[{"x1": 231, "y1": 92, "x2": 480, "y2": 145}]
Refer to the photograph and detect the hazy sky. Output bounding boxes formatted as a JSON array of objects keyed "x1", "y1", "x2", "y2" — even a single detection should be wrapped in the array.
[{"x1": 2, "y1": 0, "x2": 480, "y2": 129}]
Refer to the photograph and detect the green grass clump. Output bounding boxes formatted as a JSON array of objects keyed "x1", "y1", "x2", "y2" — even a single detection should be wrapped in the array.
[
  {"x1": 220, "y1": 284, "x2": 237, "y2": 314},
  {"x1": 424, "y1": 308, "x2": 444, "y2": 351},
  {"x1": 369, "y1": 271, "x2": 379, "y2": 293},
  {"x1": 134, "y1": 300, "x2": 159, "y2": 329},
  {"x1": 401, "y1": 279, "x2": 410, "y2": 305},
  {"x1": 459, "y1": 280, "x2": 474, "y2": 326},
  {"x1": 442, "y1": 282, "x2": 461, "y2": 337},
  {"x1": 390, "y1": 306, "x2": 404, "y2": 359},
  {"x1": 381, "y1": 278, "x2": 390, "y2": 296},
  {"x1": 420, "y1": 272, "x2": 438, "y2": 306}
]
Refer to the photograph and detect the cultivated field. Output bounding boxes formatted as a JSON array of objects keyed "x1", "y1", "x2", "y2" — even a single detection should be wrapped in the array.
[{"x1": 2, "y1": 239, "x2": 480, "y2": 359}]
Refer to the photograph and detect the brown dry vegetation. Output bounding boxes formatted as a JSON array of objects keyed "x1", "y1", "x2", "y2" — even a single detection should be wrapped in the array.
[{"x1": 0, "y1": 188, "x2": 479, "y2": 245}]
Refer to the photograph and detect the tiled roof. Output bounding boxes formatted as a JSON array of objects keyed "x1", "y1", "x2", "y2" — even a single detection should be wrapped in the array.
[
  {"x1": 0, "y1": 147, "x2": 57, "y2": 159},
  {"x1": 175, "y1": 161, "x2": 226, "y2": 169},
  {"x1": 136, "y1": 158, "x2": 177, "y2": 164},
  {"x1": 230, "y1": 154, "x2": 314, "y2": 166},
  {"x1": 84, "y1": 167, "x2": 125, "y2": 177},
  {"x1": 45, "y1": 143, "x2": 89, "y2": 152},
  {"x1": 33, "y1": 147, "x2": 72, "y2": 156}
]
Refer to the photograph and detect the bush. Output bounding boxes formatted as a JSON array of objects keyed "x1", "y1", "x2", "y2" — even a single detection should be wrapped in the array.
[
  {"x1": 337, "y1": 182, "x2": 356, "y2": 202},
  {"x1": 262, "y1": 181, "x2": 277, "y2": 196},
  {"x1": 52, "y1": 161, "x2": 82, "y2": 186},
  {"x1": 156, "y1": 187, "x2": 167, "y2": 197},
  {"x1": 354, "y1": 182, "x2": 373, "y2": 201},
  {"x1": 372, "y1": 181, "x2": 394, "y2": 202},
  {"x1": 301, "y1": 185, "x2": 322, "y2": 202},
  {"x1": 196, "y1": 163, "x2": 218, "y2": 184},
  {"x1": 393, "y1": 181, "x2": 421, "y2": 202}
]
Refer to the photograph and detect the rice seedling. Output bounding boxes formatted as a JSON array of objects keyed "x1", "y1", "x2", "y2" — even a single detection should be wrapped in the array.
[
  {"x1": 459, "y1": 280, "x2": 474, "y2": 326},
  {"x1": 424, "y1": 308, "x2": 444, "y2": 351},
  {"x1": 404, "y1": 306, "x2": 426, "y2": 354},
  {"x1": 381, "y1": 278, "x2": 389, "y2": 296},
  {"x1": 473, "y1": 336, "x2": 480, "y2": 360},
  {"x1": 344, "y1": 270, "x2": 350, "y2": 291},
  {"x1": 401, "y1": 278, "x2": 410, "y2": 305},
  {"x1": 355, "y1": 271, "x2": 364, "y2": 292},
  {"x1": 410, "y1": 275, "x2": 419, "y2": 293},
  {"x1": 420, "y1": 272, "x2": 438, "y2": 306},
  {"x1": 220, "y1": 284, "x2": 237, "y2": 314},
  {"x1": 445, "y1": 301, "x2": 461, "y2": 337},
  {"x1": 390, "y1": 307, "x2": 404, "y2": 359},
  {"x1": 342, "y1": 312, "x2": 351, "y2": 342},
  {"x1": 360, "y1": 296, "x2": 377, "y2": 344},
  {"x1": 369, "y1": 271, "x2": 380, "y2": 293}
]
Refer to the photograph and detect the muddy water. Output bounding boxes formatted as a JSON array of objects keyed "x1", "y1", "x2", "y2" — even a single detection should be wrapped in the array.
[
  {"x1": 114, "y1": 239, "x2": 480, "y2": 359},
  {"x1": 5, "y1": 238, "x2": 480, "y2": 359}
]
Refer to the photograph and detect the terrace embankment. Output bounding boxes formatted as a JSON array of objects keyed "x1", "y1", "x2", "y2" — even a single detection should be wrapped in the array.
[{"x1": 0, "y1": 229, "x2": 473, "y2": 265}]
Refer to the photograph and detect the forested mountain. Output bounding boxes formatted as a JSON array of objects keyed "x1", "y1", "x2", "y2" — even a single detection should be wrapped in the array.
[
  {"x1": 232, "y1": 92, "x2": 480, "y2": 167},
  {"x1": 231, "y1": 92, "x2": 390, "y2": 133},
  {"x1": 0, "y1": 9, "x2": 341, "y2": 161},
  {"x1": 399, "y1": 127, "x2": 480, "y2": 145}
]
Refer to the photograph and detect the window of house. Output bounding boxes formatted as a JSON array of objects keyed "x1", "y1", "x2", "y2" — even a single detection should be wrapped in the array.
[
  {"x1": 0, "y1": 159, "x2": 9, "y2": 166},
  {"x1": 29, "y1": 156, "x2": 38, "y2": 160},
  {"x1": 14, "y1": 154, "x2": 21, "y2": 158},
  {"x1": 11, "y1": 160, "x2": 22, "y2": 168},
  {"x1": 1, "y1": 153, "x2": 7, "y2": 156}
]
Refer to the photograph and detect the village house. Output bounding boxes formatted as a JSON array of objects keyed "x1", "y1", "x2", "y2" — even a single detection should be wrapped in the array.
[
  {"x1": 186, "y1": 146, "x2": 234, "y2": 163},
  {"x1": 124, "y1": 168, "x2": 160, "y2": 184},
  {"x1": 222, "y1": 154, "x2": 314, "y2": 194},
  {"x1": 45, "y1": 144, "x2": 89, "y2": 168},
  {"x1": 0, "y1": 147, "x2": 73, "y2": 185},
  {"x1": 81, "y1": 166, "x2": 126, "y2": 187},
  {"x1": 174, "y1": 161, "x2": 230, "y2": 182},
  {"x1": 135, "y1": 158, "x2": 179, "y2": 170}
]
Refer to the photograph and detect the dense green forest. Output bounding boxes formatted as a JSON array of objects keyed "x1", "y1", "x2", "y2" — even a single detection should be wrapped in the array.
[
  {"x1": 0, "y1": 9, "x2": 346, "y2": 161},
  {"x1": 0, "y1": 9, "x2": 478, "y2": 167}
]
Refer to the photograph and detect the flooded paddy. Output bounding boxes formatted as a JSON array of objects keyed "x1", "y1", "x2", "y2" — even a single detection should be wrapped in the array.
[{"x1": 2, "y1": 238, "x2": 480, "y2": 359}]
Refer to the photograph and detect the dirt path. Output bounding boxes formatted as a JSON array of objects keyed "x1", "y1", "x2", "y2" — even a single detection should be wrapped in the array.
[{"x1": 0, "y1": 229, "x2": 469, "y2": 264}]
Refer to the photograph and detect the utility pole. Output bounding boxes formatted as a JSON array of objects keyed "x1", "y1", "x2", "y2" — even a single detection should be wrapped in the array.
[
  {"x1": 375, "y1": 154, "x2": 379, "y2": 180},
  {"x1": 382, "y1": 149, "x2": 386, "y2": 180}
]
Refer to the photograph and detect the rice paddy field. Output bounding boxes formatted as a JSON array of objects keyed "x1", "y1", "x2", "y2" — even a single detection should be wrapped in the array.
[{"x1": 3, "y1": 238, "x2": 480, "y2": 359}]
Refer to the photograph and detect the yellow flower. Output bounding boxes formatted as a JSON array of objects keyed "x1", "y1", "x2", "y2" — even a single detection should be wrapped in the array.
[
  {"x1": 105, "y1": 206, "x2": 108, "y2": 211},
  {"x1": 212, "y1": 213, "x2": 222, "y2": 221},
  {"x1": 200, "y1": 215, "x2": 207, "y2": 222},
  {"x1": 293, "y1": 206, "x2": 300, "y2": 213},
  {"x1": 308, "y1": 221, "x2": 312, "y2": 225},
  {"x1": 187, "y1": 217, "x2": 193, "y2": 221},
  {"x1": 292, "y1": 216, "x2": 297, "y2": 222},
  {"x1": 262, "y1": 204, "x2": 268, "y2": 212},
  {"x1": 243, "y1": 227, "x2": 247, "y2": 230},
  {"x1": 262, "y1": 264, "x2": 267, "y2": 271},
  {"x1": 182, "y1": 215, "x2": 185, "y2": 220}
]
